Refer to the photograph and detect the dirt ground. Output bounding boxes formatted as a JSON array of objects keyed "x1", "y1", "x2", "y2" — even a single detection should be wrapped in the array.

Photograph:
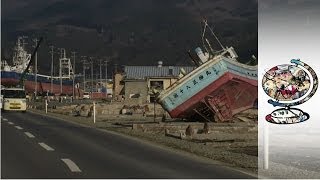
[{"x1": 29, "y1": 106, "x2": 258, "y2": 175}]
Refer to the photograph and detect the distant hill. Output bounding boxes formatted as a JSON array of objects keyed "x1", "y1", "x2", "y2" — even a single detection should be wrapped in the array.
[{"x1": 1, "y1": 0, "x2": 257, "y2": 74}]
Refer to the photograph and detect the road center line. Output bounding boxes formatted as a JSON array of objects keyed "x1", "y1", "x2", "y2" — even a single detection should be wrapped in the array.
[
  {"x1": 24, "y1": 132, "x2": 35, "y2": 138},
  {"x1": 61, "y1": 158, "x2": 82, "y2": 172},
  {"x1": 14, "y1": 126, "x2": 23, "y2": 130},
  {"x1": 38, "y1": 142, "x2": 55, "y2": 151},
  {"x1": 8, "y1": 122, "x2": 14, "y2": 125}
]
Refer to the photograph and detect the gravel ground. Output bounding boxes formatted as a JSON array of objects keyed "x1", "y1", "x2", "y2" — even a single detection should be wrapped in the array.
[
  {"x1": 258, "y1": 146, "x2": 320, "y2": 179},
  {"x1": 108, "y1": 127, "x2": 258, "y2": 171},
  {"x1": 258, "y1": 157, "x2": 320, "y2": 179},
  {"x1": 28, "y1": 108, "x2": 258, "y2": 175}
]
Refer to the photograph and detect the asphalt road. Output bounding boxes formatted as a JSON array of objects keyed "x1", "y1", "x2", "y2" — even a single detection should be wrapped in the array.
[{"x1": 1, "y1": 111, "x2": 255, "y2": 178}]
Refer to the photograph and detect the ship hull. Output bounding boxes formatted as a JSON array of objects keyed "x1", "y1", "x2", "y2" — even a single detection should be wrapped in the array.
[
  {"x1": 157, "y1": 57, "x2": 258, "y2": 122},
  {"x1": 1, "y1": 71, "x2": 82, "y2": 95}
]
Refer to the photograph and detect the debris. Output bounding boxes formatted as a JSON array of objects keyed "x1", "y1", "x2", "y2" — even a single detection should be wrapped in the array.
[
  {"x1": 203, "y1": 122, "x2": 209, "y2": 134},
  {"x1": 162, "y1": 114, "x2": 166, "y2": 122},
  {"x1": 179, "y1": 132, "x2": 186, "y2": 139},
  {"x1": 185, "y1": 125, "x2": 195, "y2": 137},
  {"x1": 132, "y1": 123, "x2": 144, "y2": 131},
  {"x1": 165, "y1": 129, "x2": 170, "y2": 135}
]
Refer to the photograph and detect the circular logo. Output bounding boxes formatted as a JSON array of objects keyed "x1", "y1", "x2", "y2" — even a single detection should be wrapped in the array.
[{"x1": 262, "y1": 59, "x2": 318, "y2": 124}]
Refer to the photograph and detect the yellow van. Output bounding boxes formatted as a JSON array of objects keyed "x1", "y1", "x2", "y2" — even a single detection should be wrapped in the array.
[{"x1": 2, "y1": 87, "x2": 27, "y2": 112}]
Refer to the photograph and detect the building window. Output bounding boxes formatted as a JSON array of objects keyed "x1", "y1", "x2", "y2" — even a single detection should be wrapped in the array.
[
  {"x1": 150, "y1": 96, "x2": 157, "y2": 103},
  {"x1": 169, "y1": 68, "x2": 173, "y2": 75},
  {"x1": 150, "y1": 81, "x2": 164, "y2": 90}
]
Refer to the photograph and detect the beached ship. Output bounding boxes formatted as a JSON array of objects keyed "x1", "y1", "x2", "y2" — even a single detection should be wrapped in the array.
[
  {"x1": 156, "y1": 21, "x2": 258, "y2": 122},
  {"x1": 1, "y1": 37, "x2": 82, "y2": 96}
]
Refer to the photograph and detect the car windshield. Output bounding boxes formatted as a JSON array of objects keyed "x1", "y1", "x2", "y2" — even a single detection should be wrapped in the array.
[{"x1": 3, "y1": 90, "x2": 26, "y2": 98}]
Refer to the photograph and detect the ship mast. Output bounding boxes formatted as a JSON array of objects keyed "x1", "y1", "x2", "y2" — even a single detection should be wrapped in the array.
[
  {"x1": 201, "y1": 19, "x2": 238, "y2": 61},
  {"x1": 19, "y1": 37, "x2": 43, "y2": 88},
  {"x1": 13, "y1": 36, "x2": 31, "y2": 73},
  {"x1": 202, "y1": 19, "x2": 226, "y2": 52},
  {"x1": 58, "y1": 48, "x2": 73, "y2": 95}
]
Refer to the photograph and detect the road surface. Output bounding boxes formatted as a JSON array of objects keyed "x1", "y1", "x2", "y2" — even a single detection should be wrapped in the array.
[{"x1": 1, "y1": 111, "x2": 254, "y2": 178}]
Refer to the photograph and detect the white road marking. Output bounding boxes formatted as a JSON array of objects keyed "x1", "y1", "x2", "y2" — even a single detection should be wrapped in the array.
[
  {"x1": 24, "y1": 132, "x2": 35, "y2": 138},
  {"x1": 8, "y1": 122, "x2": 14, "y2": 125},
  {"x1": 61, "y1": 159, "x2": 82, "y2": 172},
  {"x1": 3, "y1": 118, "x2": 8, "y2": 121},
  {"x1": 14, "y1": 126, "x2": 23, "y2": 130},
  {"x1": 38, "y1": 142, "x2": 54, "y2": 151}
]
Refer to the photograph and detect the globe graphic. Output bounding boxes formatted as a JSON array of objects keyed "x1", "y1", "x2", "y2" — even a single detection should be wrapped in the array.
[
  {"x1": 262, "y1": 64, "x2": 311, "y2": 103},
  {"x1": 262, "y1": 59, "x2": 318, "y2": 124}
]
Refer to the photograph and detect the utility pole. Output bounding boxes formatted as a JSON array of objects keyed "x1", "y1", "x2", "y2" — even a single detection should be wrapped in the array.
[
  {"x1": 49, "y1": 45, "x2": 54, "y2": 93},
  {"x1": 60, "y1": 56, "x2": 62, "y2": 94},
  {"x1": 81, "y1": 56, "x2": 87, "y2": 93},
  {"x1": 71, "y1": 51, "x2": 76, "y2": 99},
  {"x1": 105, "y1": 59, "x2": 109, "y2": 98},
  {"x1": 90, "y1": 57, "x2": 94, "y2": 93},
  {"x1": 114, "y1": 63, "x2": 118, "y2": 74},
  {"x1": 59, "y1": 48, "x2": 63, "y2": 58},
  {"x1": 33, "y1": 38, "x2": 39, "y2": 97},
  {"x1": 59, "y1": 48, "x2": 65, "y2": 94},
  {"x1": 99, "y1": 59, "x2": 102, "y2": 90},
  {"x1": 95, "y1": 72, "x2": 99, "y2": 91}
]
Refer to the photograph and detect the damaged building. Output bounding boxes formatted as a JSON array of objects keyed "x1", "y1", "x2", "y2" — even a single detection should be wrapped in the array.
[{"x1": 113, "y1": 61, "x2": 195, "y2": 104}]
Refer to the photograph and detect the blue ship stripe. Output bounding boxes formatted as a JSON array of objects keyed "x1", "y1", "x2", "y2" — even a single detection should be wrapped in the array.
[{"x1": 1, "y1": 71, "x2": 79, "y2": 85}]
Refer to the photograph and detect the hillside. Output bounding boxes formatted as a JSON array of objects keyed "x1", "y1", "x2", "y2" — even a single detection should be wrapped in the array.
[{"x1": 1, "y1": 0, "x2": 257, "y2": 74}]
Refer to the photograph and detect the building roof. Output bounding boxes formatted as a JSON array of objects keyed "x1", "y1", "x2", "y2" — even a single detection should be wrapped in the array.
[{"x1": 124, "y1": 66, "x2": 196, "y2": 80}]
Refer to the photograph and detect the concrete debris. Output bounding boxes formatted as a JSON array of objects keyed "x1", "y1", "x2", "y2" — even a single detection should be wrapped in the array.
[{"x1": 236, "y1": 116, "x2": 251, "y2": 122}]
